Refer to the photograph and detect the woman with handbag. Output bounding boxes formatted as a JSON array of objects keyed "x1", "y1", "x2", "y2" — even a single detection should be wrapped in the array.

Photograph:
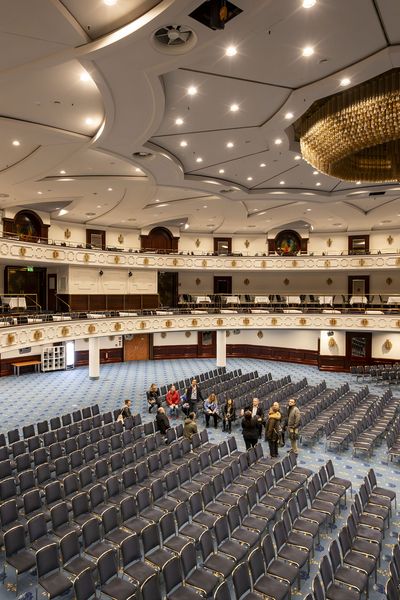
[
  {"x1": 265, "y1": 402, "x2": 282, "y2": 458},
  {"x1": 222, "y1": 398, "x2": 236, "y2": 433}
]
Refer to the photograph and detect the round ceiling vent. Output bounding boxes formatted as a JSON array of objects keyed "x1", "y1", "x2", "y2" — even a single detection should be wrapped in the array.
[{"x1": 152, "y1": 25, "x2": 197, "y2": 54}]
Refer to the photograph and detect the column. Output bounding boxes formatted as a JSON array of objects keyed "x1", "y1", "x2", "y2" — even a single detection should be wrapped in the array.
[
  {"x1": 89, "y1": 337, "x2": 100, "y2": 380},
  {"x1": 216, "y1": 329, "x2": 226, "y2": 367}
]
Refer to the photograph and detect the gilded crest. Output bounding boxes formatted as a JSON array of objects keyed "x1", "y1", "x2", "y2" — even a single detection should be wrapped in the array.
[
  {"x1": 33, "y1": 330, "x2": 42, "y2": 341},
  {"x1": 271, "y1": 318, "x2": 277, "y2": 326},
  {"x1": 299, "y1": 318, "x2": 307, "y2": 326},
  {"x1": 143, "y1": 258, "x2": 149, "y2": 266},
  {"x1": 329, "y1": 318, "x2": 337, "y2": 326},
  {"x1": 7, "y1": 333, "x2": 15, "y2": 344},
  {"x1": 88, "y1": 324, "x2": 96, "y2": 334},
  {"x1": 19, "y1": 247, "x2": 26, "y2": 256},
  {"x1": 361, "y1": 319, "x2": 368, "y2": 327},
  {"x1": 191, "y1": 319, "x2": 198, "y2": 327},
  {"x1": 216, "y1": 318, "x2": 223, "y2": 326},
  {"x1": 243, "y1": 318, "x2": 250, "y2": 326},
  {"x1": 114, "y1": 255, "x2": 120, "y2": 264},
  {"x1": 165, "y1": 320, "x2": 172, "y2": 328},
  {"x1": 52, "y1": 250, "x2": 59, "y2": 259},
  {"x1": 61, "y1": 326, "x2": 69, "y2": 337},
  {"x1": 83, "y1": 253, "x2": 90, "y2": 262},
  {"x1": 114, "y1": 323, "x2": 122, "y2": 331}
]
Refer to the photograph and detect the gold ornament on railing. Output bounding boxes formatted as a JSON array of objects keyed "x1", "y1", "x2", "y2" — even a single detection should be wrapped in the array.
[
  {"x1": 53, "y1": 250, "x2": 59, "y2": 259},
  {"x1": 327, "y1": 238, "x2": 332, "y2": 247},
  {"x1": 361, "y1": 319, "x2": 369, "y2": 327},
  {"x1": 329, "y1": 318, "x2": 337, "y2": 326},
  {"x1": 88, "y1": 324, "x2": 96, "y2": 334},
  {"x1": 216, "y1": 318, "x2": 224, "y2": 326},
  {"x1": 7, "y1": 333, "x2": 15, "y2": 344},
  {"x1": 19, "y1": 247, "x2": 26, "y2": 256},
  {"x1": 33, "y1": 330, "x2": 42, "y2": 341},
  {"x1": 383, "y1": 339, "x2": 392, "y2": 351},
  {"x1": 139, "y1": 321, "x2": 146, "y2": 329},
  {"x1": 324, "y1": 260, "x2": 331, "y2": 268},
  {"x1": 261, "y1": 260, "x2": 267, "y2": 268},
  {"x1": 202, "y1": 259, "x2": 207, "y2": 267},
  {"x1": 61, "y1": 326, "x2": 69, "y2": 337},
  {"x1": 292, "y1": 260, "x2": 297, "y2": 267},
  {"x1": 83, "y1": 253, "x2": 89, "y2": 263},
  {"x1": 243, "y1": 318, "x2": 250, "y2": 326},
  {"x1": 172, "y1": 258, "x2": 178, "y2": 266},
  {"x1": 114, "y1": 255, "x2": 120, "y2": 264},
  {"x1": 295, "y1": 68, "x2": 400, "y2": 182},
  {"x1": 231, "y1": 260, "x2": 237, "y2": 267},
  {"x1": 271, "y1": 317, "x2": 277, "y2": 326},
  {"x1": 191, "y1": 319, "x2": 198, "y2": 327},
  {"x1": 143, "y1": 258, "x2": 149, "y2": 266},
  {"x1": 114, "y1": 323, "x2": 122, "y2": 331},
  {"x1": 299, "y1": 318, "x2": 307, "y2": 326},
  {"x1": 165, "y1": 320, "x2": 172, "y2": 328},
  {"x1": 359, "y1": 258, "x2": 365, "y2": 266}
]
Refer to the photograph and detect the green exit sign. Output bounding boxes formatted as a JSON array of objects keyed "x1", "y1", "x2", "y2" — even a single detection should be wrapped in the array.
[{"x1": 26, "y1": 267, "x2": 34, "y2": 272}]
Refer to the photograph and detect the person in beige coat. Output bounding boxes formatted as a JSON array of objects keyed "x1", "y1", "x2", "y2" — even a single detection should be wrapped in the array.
[{"x1": 183, "y1": 412, "x2": 198, "y2": 440}]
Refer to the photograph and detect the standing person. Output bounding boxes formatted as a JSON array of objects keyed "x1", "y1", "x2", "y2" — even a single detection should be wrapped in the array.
[
  {"x1": 242, "y1": 410, "x2": 259, "y2": 449},
  {"x1": 146, "y1": 383, "x2": 161, "y2": 413},
  {"x1": 183, "y1": 412, "x2": 198, "y2": 440},
  {"x1": 186, "y1": 379, "x2": 203, "y2": 415},
  {"x1": 155, "y1": 406, "x2": 170, "y2": 435},
  {"x1": 241, "y1": 398, "x2": 264, "y2": 439},
  {"x1": 265, "y1": 402, "x2": 281, "y2": 458},
  {"x1": 165, "y1": 384, "x2": 180, "y2": 418},
  {"x1": 222, "y1": 398, "x2": 236, "y2": 433},
  {"x1": 203, "y1": 393, "x2": 220, "y2": 429},
  {"x1": 286, "y1": 398, "x2": 301, "y2": 454}
]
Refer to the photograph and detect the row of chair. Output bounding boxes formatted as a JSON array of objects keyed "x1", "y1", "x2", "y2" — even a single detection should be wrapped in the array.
[
  {"x1": 159, "y1": 366, "x2": 230, "y2": 397},
  {"x1": 386, "y1": 540, "x2": 400, "y2": 599}
]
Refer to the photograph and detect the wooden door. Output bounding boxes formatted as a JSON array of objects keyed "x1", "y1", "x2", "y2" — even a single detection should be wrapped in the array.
[
  {"x1": 213, "y1": 276, "x2": 232, "y2": 295},
  {"x1": 47, "y1": 274, "x2": 57, "y2": 312},
  {"x1": 197, "y1": 331, "x2": 216, "y2": 358},
  {"x1": 124, "y1": 334, "x2": 150, "y2": 361},
  {"x1": 345, "y1": 332, "x2": 372, "y2": 366}
]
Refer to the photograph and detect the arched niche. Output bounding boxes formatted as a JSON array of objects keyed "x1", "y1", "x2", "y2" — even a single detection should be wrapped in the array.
[
  {"x1": 140, "y1": 226, "x2": 178, "y2": 253},
  {"x1": 3, "y1": 209, "x2": 49, "y2": 243}
]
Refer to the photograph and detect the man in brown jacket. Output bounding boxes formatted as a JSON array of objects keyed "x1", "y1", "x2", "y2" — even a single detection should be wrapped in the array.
[{"x1": 183, "y1": 412, "x2": 198, "y2": 440}]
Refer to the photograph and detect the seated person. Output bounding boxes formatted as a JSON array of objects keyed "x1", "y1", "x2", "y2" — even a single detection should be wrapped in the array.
[
  {"x1": 146, "y1": 383, "x2": 161, "y2": 413},
  {"x1": 222, "y1": 398, "x2": 236, "y2": 433},
  {"x1": 204, "y1": 393, "x2": 220, "y2": 429},
  {"x1": 155, "y1": 406, "x2": 170, "y2": 435},
  {"x1": 183, "y1": 412, "x2": 197, "y2": 440},
  {"x1": 165, "y1": 384, "x2": 180, "y2": 417},
  {"x1": 118, "y1": 399, "x2": 132, "y2": 422}
]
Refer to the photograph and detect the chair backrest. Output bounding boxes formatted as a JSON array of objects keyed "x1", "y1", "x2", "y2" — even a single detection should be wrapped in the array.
[
  {"x1": 142, "y1": 523, "x2": 160, "y2": 554},
  {"x1": 4, "y1": 524, "x2": 25, "y2": 556},
  {"x1": 141, "y1": 573, "x2": 162, "y2": 600},
  {"x1": 320, "y1": 554, "x2": 334, "y2": 591},
  {"x1": 121, "y1": 534, "x2": 141, "y2": 567},
  {"x1": 36, "y1": 543, "x2": 59, "y2": 578},
  {"x1": 98, "y1": 549, "x2": 118, "y2": 585},
  {"x1": 233, "y1": 563, "x2": 253, "y2": 600},
  {"x1": 249, "y1": 547, "x2": 266, "y2": 583},
  {"x1": 28, "y1": 513, "x2": 47, "y2": 542},
  {"x1": 180, "y1": 542, "x2": 197, "y2": 576},
  {"x1": 61, "y1": 531, "x2": 80, "y2": 563},
  {"x1": 102, "y1": 506, "x2": 118, "y2": 534},
  {"x1": 160, "y1": 512, "x2": 175, "y2": 541},
  {"x1": 163, "y1": 556, "x2": 183, "y2": 594},
  {"x1": 312, "y1": 574, "x2": 325, "y2": 600},
  {"x1": 74, "y1": 567, "x2": 97, "y2": 600}
]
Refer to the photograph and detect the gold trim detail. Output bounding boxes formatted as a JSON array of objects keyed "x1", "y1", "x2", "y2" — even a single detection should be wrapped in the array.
[
  {"x1": 114, "y1": 255, "x2": 120, "y2": 264},
  {"x1": 7, "y1": 334, "x2": 15, "y2": 344},
  {"x1": 299, "y1": 318, "x2": 307, "y2": 326},
  {"x1": 328, "y1": 337, "x2": 336, "y2": 348},
  {"x1": 216, "y1": 318, "x2": 224, "y2": 326},
  {"x1": 329, "y1": 318, "x2": 337, "y2": 326},
  {"x1": 52, "y1": 250, "x2": 59, "y2": 259},
  {"x1": 114, "y1": 323, "x2": 122, "y2": 331},
  {"x1": 202, "y1": 259, "x2": 207, "y2": 267},
  {"x1": 165, "y1": 320, "x2": 172, "y2": 328},
  {"x1": 361, "y1": 318, "x2": 369, "y2": 326},
  {"x1": 261, "y1": 260, "x2": 267, "y2": 268},
  {"x1": 271, "y1": 318, "x2": 277, "y2": 326},
  {"x1": 139, "y1": 321, "x2": 146, "y2": 329},
  {"x1": 61, "y1": 326, "x2": 69, "y2": 337},
  {"x1": 292, "y1": 260, "x2": 297, "y2": 267},
  {"x1": 172, "y1": 258, "x2": 178, "y2": 266},
  {"x1": 19, "y1": 247, "x2": 26, "y2": 256},
  {"x1": 231, "y1": 260, "x2": 237, "y2": 267},
  {"x1": 359, "y1": 258, "x2": 365, "y2": 266},
  {"x1": 143, "y1": 258, "x2": 149, "y2": 266},
  {"x1": 33, "y1": 330, "x2": 42, "y2": 341},
  {"x1": 83, "y1": 253, "x2": 90, "y2": 262},
  {"x1": 383, "y1": 339, "x2": 392, "y2": 351},
  {"x1": 191, "y1": 319, "x2": 198, "y2": 327},
  {"x1": 324, "y1": 259, "x2": 331, "y2": 268},
  {"x1": 243, "y1": 318, "x2": 250, "y2": 326},
  {"x1": 88, "y1": 324, "x2": 96, "y2": 334}
]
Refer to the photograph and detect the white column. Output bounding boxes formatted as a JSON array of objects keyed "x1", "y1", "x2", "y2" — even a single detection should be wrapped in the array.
[
  {"x1": 89, "y1": 337, "x2": 100, "y2": 379},
  {"x1": 216, "y1": 330, "x2": 226, "y2": 367}
]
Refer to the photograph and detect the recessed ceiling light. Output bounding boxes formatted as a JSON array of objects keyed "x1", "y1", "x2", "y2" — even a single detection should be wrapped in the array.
[
  {"x1": 184, "y1": 223, "x2": 190, "y2": 229},
  {"x1": 230, "y1": 103, "x2": 239, "y2": 112},
  {"x1": 260, "y1": 163, "x2": 266, "y2": 167},
  {"x1": 158, "y1": 204, "x2": 167, "y2": 207},
  {"x1": 37, "y1": 191, "x2": 42, "y2": 195},
  {"x1": 58, "y1": 209, "x2": 69, "y2": 216},
  {"x1": 316, "y1": 182, "x2": 322, "y2": 186},
  {"x1": 285, "y1": 112, "x2": 294, "y2": 120},
  {"x1": 313, "y1": 170, "x2": 319, "y2": 175},
  {"x1": 203, "y1": 205, "x2": 208, "y2": 208},
  {"x1": 279, "y1": 181, "x2": 285, "y2": 185},
  {"x1": 187, "y1": 86, "x2": 198, "y2": 96},
  {"x1": 259, "y1": 212, "x2": 266, "y2": 216},
  {"x1": 219, "y1": 169, "x2": 225, "y2": 174},
  {"x1": 59, "y1": 170, "x2": 66, "y2": 175},
  {"x1": 306, "y1": 208, "x2": 312, "y2": 211},
  {"x1": 97, "y1": 204, "x2": 102, "y2": 208},
  {"x1": 247, "y1": 177, "x2": 253, "y2": 181},
  {"x1": 225, "y1": 45, "x2": 237, "y2": 57},
  {"x1": 85, "y1": 117, "x2": 94, "y2": 125},
  {"x1": 107, "y1": 187, "x2": 113, "y2": 191},
  {"x1": 180, "y1": 140, "x2": 188, "y2": 147},
  {"x1": 196, "y1": 157, "x2": 203, "y2": 163},
  {"x1": 302, "y1": 46, "x2": 314, "y2": 57},
  {"x1": 340, "y1": 77, "x2": 351, "y2": 87},
  {"x1": 175, "y1": 117, "x2": 184, "y2": 125},
  {"x1": 226, "y1": 142, "x2": 234, "y2": 148},
  {"x1": 274, "y1": 138, "x2": 282, "y2": 145},
  {"x1": 302, "y1": 0, "x2": 316, "y2": 7},
  {"x1": 104, "y1": 0, "x2": 117, "y2": 5},
  {"x1": 12, "y1": 140, "x2": 20, "y2": 146},
  {"x1": 80, "y1": 71, "x2": 92, "y2": 82},
  {"x1": 294, "y1": 155, "x2": 301, "y2": 160},
  {"x1": 356, "y1": 181, "x2": 361, "y2": 185},
  {"x1": 135, "y1": 168, "x2": 142, "y2": 173}
]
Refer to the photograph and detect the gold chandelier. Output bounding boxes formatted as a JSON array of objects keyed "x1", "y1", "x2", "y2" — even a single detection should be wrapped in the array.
[{"x1": 295, "y1": 69, "x2": 400, "y2": 183}]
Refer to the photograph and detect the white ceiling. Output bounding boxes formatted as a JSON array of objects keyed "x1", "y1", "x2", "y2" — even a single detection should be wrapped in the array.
[{"x1": 0, "y1": 0, "x2": 399, "y2": 235}]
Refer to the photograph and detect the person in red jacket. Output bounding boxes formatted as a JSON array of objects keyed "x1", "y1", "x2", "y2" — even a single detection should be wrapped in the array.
[{"x1": 165, "y1": 384, "x2": 180, "y2": 417}]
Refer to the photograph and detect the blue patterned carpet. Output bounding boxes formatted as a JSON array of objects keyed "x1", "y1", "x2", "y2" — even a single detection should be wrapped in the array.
[{"x1": 0, "y1": 358, "x2": 398, "y2": 599}]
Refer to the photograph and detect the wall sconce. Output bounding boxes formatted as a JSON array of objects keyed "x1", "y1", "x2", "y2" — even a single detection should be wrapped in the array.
[
  {"x1": 327, "y1": 238, "x2": 332, "y2": 247},
  {"x1": 283, "y1": 278, "x2": 290, "y2": 286},
  {"x1": 328, "y1": 337, "x2": 336, "y2": 348},
  {"x1": 326, "y1": 278, "x2": 333, "y2": 285},
  {"x1": 195, "y1": 239, "x2": 200, "y2": 248},
  {"x1": 195, "y1": 278, "x2": 201, "y2": 286},
  {"x1": 64, "y1": 228, "x2": 71, "y2": 239},
  {"x1": 99, "y1": 270, "x2": 103, "y2": 276},
  {"x1": 244, "y1": 278, "x2": 250, "y2": 286},
  {"x1": 244, "y1": 240, "x2": 250, "y2": 248},
  {"x1": 257, "y1": 331, "x2": 263, "y2": 339},
  {"x1": 387, "y1": 235, "x2": 394, "y2": 245},
  {"x1": 118, "y1": 234, "x2": 124, "y2": 244},
  {"x1": 128, "y1": 271, "x2": 133, "y2": 277},
  {"x1": 386, "y1": 277, "x2": 392, "y2": 285}
]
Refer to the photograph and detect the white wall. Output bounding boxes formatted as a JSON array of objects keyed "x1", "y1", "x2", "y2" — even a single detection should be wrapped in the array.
[
  {"x1": 319, "y1": 330, "x2": 346, "y2": 356},
  {"x1": 0, "y1": 336, "x2": 123, "y2": 359},
  {"x1": 66, "y1": 267, "x2": 157, "y2": 295},
  {"x1": 153, "y1": 331, "x2": 194, "y2": 346},
  {"x1": 372, "y1": 333, "x2": 400, "y2": 360},
  {"x1": 49, "y1": 221, "x2": 141, "y2": 250}
]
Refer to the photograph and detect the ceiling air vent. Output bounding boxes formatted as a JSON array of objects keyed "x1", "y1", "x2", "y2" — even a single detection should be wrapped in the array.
[
  {"x1": 152, "y1": 25, "x2": 196, "y2": 54},
  {"x1": 369, "y1": 191, "x2": 385, "y2": 196}
]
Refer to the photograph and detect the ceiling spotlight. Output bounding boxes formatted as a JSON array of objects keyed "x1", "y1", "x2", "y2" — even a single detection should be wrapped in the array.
[
  {"x1": 306, "y1": 208, "x2": 312, "y2": 211},
  {"x1": 274, "y1": 138, "x2": 282, "y2": 145},
  {"x1": 196, "y1": 157, "x2": 203, "y2": 163},
  {"x1": 313, "y1": 170, "x2": 319, "y2": 175},
  {"x1": 247, "y1": 177, "x2": 253, "y2": 181},
  {"x1": 260, "y1": 163, "x2": 266, "y2": 167},
  {"x1": 302, "y1": 46, "x2": 314, "y2": 57},
  {"x1": 135, "y1": 168, "x2": 142, "y2": 173},
  {"x1": 180, "y1": 140, "x2": 188, "y2": 147},
  {"x1": 316, "y1": 182, "x2": 322, "y2": 186},
  {"x1": 226, "y1": 141, "x2": 234, "y2": 148},
  {"x1": 203, "y1": 205, "x2": 208, "y2": 208},
  {"x1": 219, "y1": 169, "x2": 225, "y2": 174},
  {"x1": 104, "y1": 0, "x2": 117, "y2": 5},
  {"x1": 80, "y1": 71, "x2": 92, "y2": 82},
  {"x1": 302, "y1": 0, "x2": 316, "y2": 7},
  {"x1": 340, "y1": 77, "x2": 351, "y2": 87},
  {"x1": 187, "y1": 86, "x2": 198, "y2": 96},
  {"x1": 175, "y1": 117, "x2": 184, "y2": 125},
  {"x1": 107, "y1": 187, "x2": 113, "y2": 191},
  {"x1": 59, "y1": 170, "x2": 66, "y2": 175},
  {"x1": 58, "y1": 209, "x2": 68, "y2": 216},
  {"x1": 155, "y1": 198, "x2": 160, "y2": 202},
  {"x1": 294, "y1": 155, "x2": 301, "y2": 160},
  {"x1": 356, "y1": 181, "x2": 361, "y2": 185},
  {"x1": 230, "y1": 103, "x2": 239, "y2": 112},
  {"x1": 225, "y1": 45, "x2": 237, "y2": 56},
  {"x1": 279, "y1": 181, "x2": 285, "y2": 185},
  {"x1": 285, "y1": 112, "x2": 294, "y2": 120},
  {"x1": 37, "y1": 191, "x2": 42, "y2": 195},
  {"x1": 12, "y1": 140, "x2": 20, "y2": 146},
  {"x1": 184, "y1": 223, "x2": 190, "y2": 229}
]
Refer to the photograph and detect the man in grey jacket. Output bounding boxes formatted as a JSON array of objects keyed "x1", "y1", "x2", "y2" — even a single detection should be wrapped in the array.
[{"x1": 286, "y1": 398, "x2": 301, "y2": 454}]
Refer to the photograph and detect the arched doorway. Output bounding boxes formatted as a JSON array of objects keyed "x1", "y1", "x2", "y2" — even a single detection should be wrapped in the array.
[
  {"x1": 141, "y1": 227, "x2": 177, "y2": 253},
  {"x1": 3, "y1": 209, "x2": 49, "y2": 243}
]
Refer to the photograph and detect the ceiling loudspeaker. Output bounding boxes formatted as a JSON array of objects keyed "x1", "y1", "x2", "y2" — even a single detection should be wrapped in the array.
[
  {"x1": 153, "y1": 24, "x2": 194, "y2": 47},
  {"x1": 327, "y1": 331, "x2": 334, "y2": 336},
  {"x1": 189, "y1": 1, "x2": 242, "y2": 31}
]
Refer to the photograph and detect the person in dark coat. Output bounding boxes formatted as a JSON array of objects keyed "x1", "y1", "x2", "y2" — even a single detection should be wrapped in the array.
[
  {"x1": 242, "y1": 410, "x2": 259, "y2": 449},
  {"x1": 241, "y1": 398, "x2": 264, "y2": 439},
  {"x1": 265, "y1": 402, "x2": 282, "y2": 458},
  {"x1": 147, "y1": 383, "x2": 161, "y2": 413},
  {"x1": 222, "y1": 398, "x2": 236, "y2": 433},
  {"x1": 155, "y1": 407, "x2": 170, "y2": 435},
  {"x1": 185, "y1": 379, "x2": 203, "y2": 414}
]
